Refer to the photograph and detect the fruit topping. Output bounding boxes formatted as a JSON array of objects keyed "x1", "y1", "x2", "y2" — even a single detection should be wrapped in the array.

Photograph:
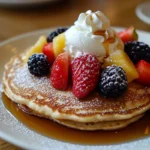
[
  {"x1": 28, "y1": 54, "x2": 50, "y2": 76},
  {"x1": 125, "y1": 41, "x2": 150, "y2": 64},
  {"x1": 53, "y1": 33, "x2": 66, "y2": 58},
  {"x1": 71, "y1": 53, "x2": 100, "y2": 99},
  {"x1": 47, "y1": 27, "x2": 68, "y2": 43},
  {"x1": 51, "y1": 52, "x2": 70, "y2": 90},
  {"x1": 99, "y1": 65, "x2": 128, "y2": 97},
  {"x1": 42, "y1": 42, "x2": 55, "y2": 64},
  {"x1": 136, "y1": 60, "x2": 150, "y2": 85},
  {"x1": 24, "y1": 36, "x2": 47, "y2": 62},
  {"x1": 104, "y1": 50, "x2": 139, "y2": 82},
  {"x1": 118, "y1": 26, "x2": 138, "y2": 43}
]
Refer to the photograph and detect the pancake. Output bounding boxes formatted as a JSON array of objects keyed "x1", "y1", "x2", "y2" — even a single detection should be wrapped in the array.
[
  {"x1": 3, "y1": 54, "x2": 150, "y2": 130},
  {"x1": 18, "y1": 103, "x2": 144, "y2": 130}
]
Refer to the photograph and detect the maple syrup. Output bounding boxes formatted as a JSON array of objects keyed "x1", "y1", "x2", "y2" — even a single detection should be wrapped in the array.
[{"x1": 2, "y1": 92, "x2": 150, "y2": 145}]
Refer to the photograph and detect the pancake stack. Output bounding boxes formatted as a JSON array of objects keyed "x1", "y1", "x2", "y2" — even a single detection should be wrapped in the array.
[{"x1": 3, "y1": 54, "x2": 150, "y2": 130}]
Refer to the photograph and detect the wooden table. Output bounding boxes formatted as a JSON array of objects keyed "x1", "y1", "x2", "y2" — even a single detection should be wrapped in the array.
[{"x1": 0, "y1": 0, "x2": 150, "y2": 149}]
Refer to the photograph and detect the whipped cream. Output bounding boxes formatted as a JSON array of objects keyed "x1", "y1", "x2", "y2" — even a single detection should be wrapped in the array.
[
  {"x1": 75, "y1": 10, "x2": 110, "y2": 33},
  {"x1": 64, "y1": 10, "x2": 123, "y2": 61}
]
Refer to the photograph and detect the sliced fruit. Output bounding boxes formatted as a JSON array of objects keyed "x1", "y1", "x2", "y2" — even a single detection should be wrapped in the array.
[
  {"x1": 136, "y1": 60, "x2": 150, "y2": 85},
  {"x1": 71, "y1": 53, "x2": 100, "y2": 99},
  {"x1": 104, "y1": 50, "x2": 139, "y2": 82},
  {"x1": 24, "y1": 36, "x2": 47, "y2": 62},
  {"x1": 118, "y1": 26, "x2": 138, "y2": 43},
  {"x1": 42, "y1": 43, "x2": 55, "y2": 64},
  {"x1": 51, "y1": 52, "x2": 69, "y2": 90},
  {"x1": 53, "y1": 33, "x2": 66, "y2": 58}
]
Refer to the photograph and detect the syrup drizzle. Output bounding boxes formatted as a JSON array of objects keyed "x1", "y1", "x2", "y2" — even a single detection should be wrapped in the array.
[{"x1": 2, "y1": 93, "x2": 150, "y2": 145}]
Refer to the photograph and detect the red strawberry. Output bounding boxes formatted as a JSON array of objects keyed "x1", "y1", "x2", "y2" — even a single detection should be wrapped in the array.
[
  {"x1": 51, "y1": 52, "x2": 70, "y2": 90},
  {"x1": 118, "y1": 26, "x2": 138, "y2": 43},
  {"x1": 136, "y1": 60, "x2": 150, "y2": 85},
  {"x1": 42, "y1": 43, "x2": 55, "y2": 64},
  {"x1": 71, "y1": 53, "x2": 100, "y2": 99}
]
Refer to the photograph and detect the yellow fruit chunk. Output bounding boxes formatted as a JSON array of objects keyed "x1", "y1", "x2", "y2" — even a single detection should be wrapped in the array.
[
  {"x1": 104, "y1": 50, "x2": 139, "y2": 82},
  {"x1": 24, "y1": 36, "x2": 47, "y2": 62},
  {"x1": 53, "y1": 33, "x2": 65, "y2": 58}
]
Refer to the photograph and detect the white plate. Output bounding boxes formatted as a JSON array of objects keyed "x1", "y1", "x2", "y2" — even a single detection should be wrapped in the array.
[
  {"x1": 0, "y1": 27, "x2": 150, "y2": 150},
  {"x1": 136, "y1": 2, "x2": 150, "y2": 24}
]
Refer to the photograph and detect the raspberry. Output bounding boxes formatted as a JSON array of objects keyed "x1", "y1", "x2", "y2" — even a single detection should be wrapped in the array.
[
  {"x1": 28, "y1": 54, "x2": 50, "y2": 76},
  {"x1": 99, "y1": 65, "x2": 128, "y2": 97},
  {"x1": 71, "y1": 53, "x2": 100, "y2": 99},
  {"x1": 47, "y1": 27, "x2": 68, "y2": 43},
  {"x1": 125, "y1": 41, "x2": 150, "y2": 64}
]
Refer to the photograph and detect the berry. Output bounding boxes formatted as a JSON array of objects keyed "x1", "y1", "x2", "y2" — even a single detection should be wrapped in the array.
[
  {"x1": 99, "y1": 65, "x2": 128, "y2": 97},
  {"x1": 118, "y1": 26, "x2": 138, "y2": 43},
  {"x1": 125, "y1": 41, "x2": 150, "y2": 64},
  {"x1": 136, "y1": 60, "x2": 150, "y2": 85},
  {"x1": 47, "y1": 27, "x2": 68, "y2": 43},
  {"x1": 42, "y1": 43, "x2": 55, "y2": 64},
  {"x1": 51, "y1": 52, "x2": 70, "y2": 90},
  {"x1": 28, "y1": 54, "x2": 50, "y2": 76},
  {"x1": 71, "y1": 53, "x2": 100, "y2": 99}
]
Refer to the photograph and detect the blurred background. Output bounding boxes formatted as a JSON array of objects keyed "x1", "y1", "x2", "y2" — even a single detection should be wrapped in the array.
[
  {"x1": 0, "y1": 0, "x2": 150, "y2": 149},
  {"x1": 0, "y1": 0, "x2": 150, "y2": 43}
]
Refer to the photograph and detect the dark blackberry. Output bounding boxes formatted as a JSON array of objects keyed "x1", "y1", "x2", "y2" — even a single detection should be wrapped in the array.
[
  {"x1": 125, "y1": 41, "x2": 150, "y2": 64},
  {"x1": 28, "y1": 54, "x2": 50, "y2": 76},
  {"x1": 99, "y1": 65, "x2": 128, "y2": 97},
  {"x1": 47, "y1": 27, "x2": 68, "y2": 42}
]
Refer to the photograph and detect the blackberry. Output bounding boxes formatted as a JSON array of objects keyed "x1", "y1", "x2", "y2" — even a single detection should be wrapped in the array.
[
  {"x1": 99, "y1": 65, "x2": 128, "y2": 97},
  {"x1": 28, "y1": 54, "x2": 50, "y2": 76},
  {"x1": 125, "y1": 41, "x2": 150, "y2": 64},
  {"x1": 47, "y1": 27, "x2": 68, "y2": 42}
]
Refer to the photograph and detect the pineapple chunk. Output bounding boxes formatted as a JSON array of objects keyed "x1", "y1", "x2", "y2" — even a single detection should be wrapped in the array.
[
  {"x1": 24, "y1": 36, "x2": 47, "y2": 62},
  {"x1": 104, "y1": 50, "x2": 139, "y2": 82},
  {"x1": 53, "y1": 33, "x2": 65, "y2": 58}
]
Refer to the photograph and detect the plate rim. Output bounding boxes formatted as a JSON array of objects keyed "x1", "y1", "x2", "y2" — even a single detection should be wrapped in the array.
[
  {"x1": 0, "y1": 27, "x2": 149, "y2": 47},
  {"x1": 136, "y1": 2, "x2": 150, "y2": 25},
  {"x1": 0, "y1": 27, "x2": 150, "y2": 149}
]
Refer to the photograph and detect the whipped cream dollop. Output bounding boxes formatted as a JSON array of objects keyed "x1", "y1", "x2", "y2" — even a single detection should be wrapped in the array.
[
  {"x1": 75, "y1": 10, "x2": 110, "y2": 33},
  {"x1": 64, "y1": 10, "x2": 123, "y2": 61}
]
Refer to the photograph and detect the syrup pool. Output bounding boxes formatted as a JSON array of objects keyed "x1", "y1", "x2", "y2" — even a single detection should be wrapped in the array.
[{"x1": 2, "y1": 93, "x2": 150, "y2": 145}]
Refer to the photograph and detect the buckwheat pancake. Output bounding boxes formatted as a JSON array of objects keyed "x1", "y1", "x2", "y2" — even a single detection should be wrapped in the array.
[{"x1": 3, "y1": 54, "x2": 150, "y2": 130}]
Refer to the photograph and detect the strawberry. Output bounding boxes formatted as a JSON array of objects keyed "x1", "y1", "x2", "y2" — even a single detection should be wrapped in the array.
[
  {"x1": 118, "y1": 26, "x2": 138, "y2": 43},
  {"x1": 71, "y1": 53, "x2": 100, "y2": 99},
  {"x1": 136, "y1": 60, "x2": 150, "y2": 85},
  {"x1": 51, "y1": 52, "x2": 69, "y2": 90},
  {"x1": 42, "y1": 43, "x2": 55, "y2": 64}
]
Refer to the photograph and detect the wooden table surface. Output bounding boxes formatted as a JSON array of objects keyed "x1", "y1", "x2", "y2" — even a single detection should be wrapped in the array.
[{"x1": 0, "y1": 0, "x2": 150, "y2": 149}]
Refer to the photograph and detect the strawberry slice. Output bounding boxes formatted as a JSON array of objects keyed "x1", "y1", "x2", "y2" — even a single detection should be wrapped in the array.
[
  {"x1": 51, "y1": 52, "x2": 69, "y2": 90},
  {"x1": 42, "y1": 43, "x2": 55, "y2": 64},
  {"x1": 118, "y1": 26, "x2": 138, "y2": 43},
  {"x1": 71, "y1": 53, "x2": 100, "y2": 99},
  {"x1": 136, "y1": 60, "x2": 150, "y2": 85}
]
